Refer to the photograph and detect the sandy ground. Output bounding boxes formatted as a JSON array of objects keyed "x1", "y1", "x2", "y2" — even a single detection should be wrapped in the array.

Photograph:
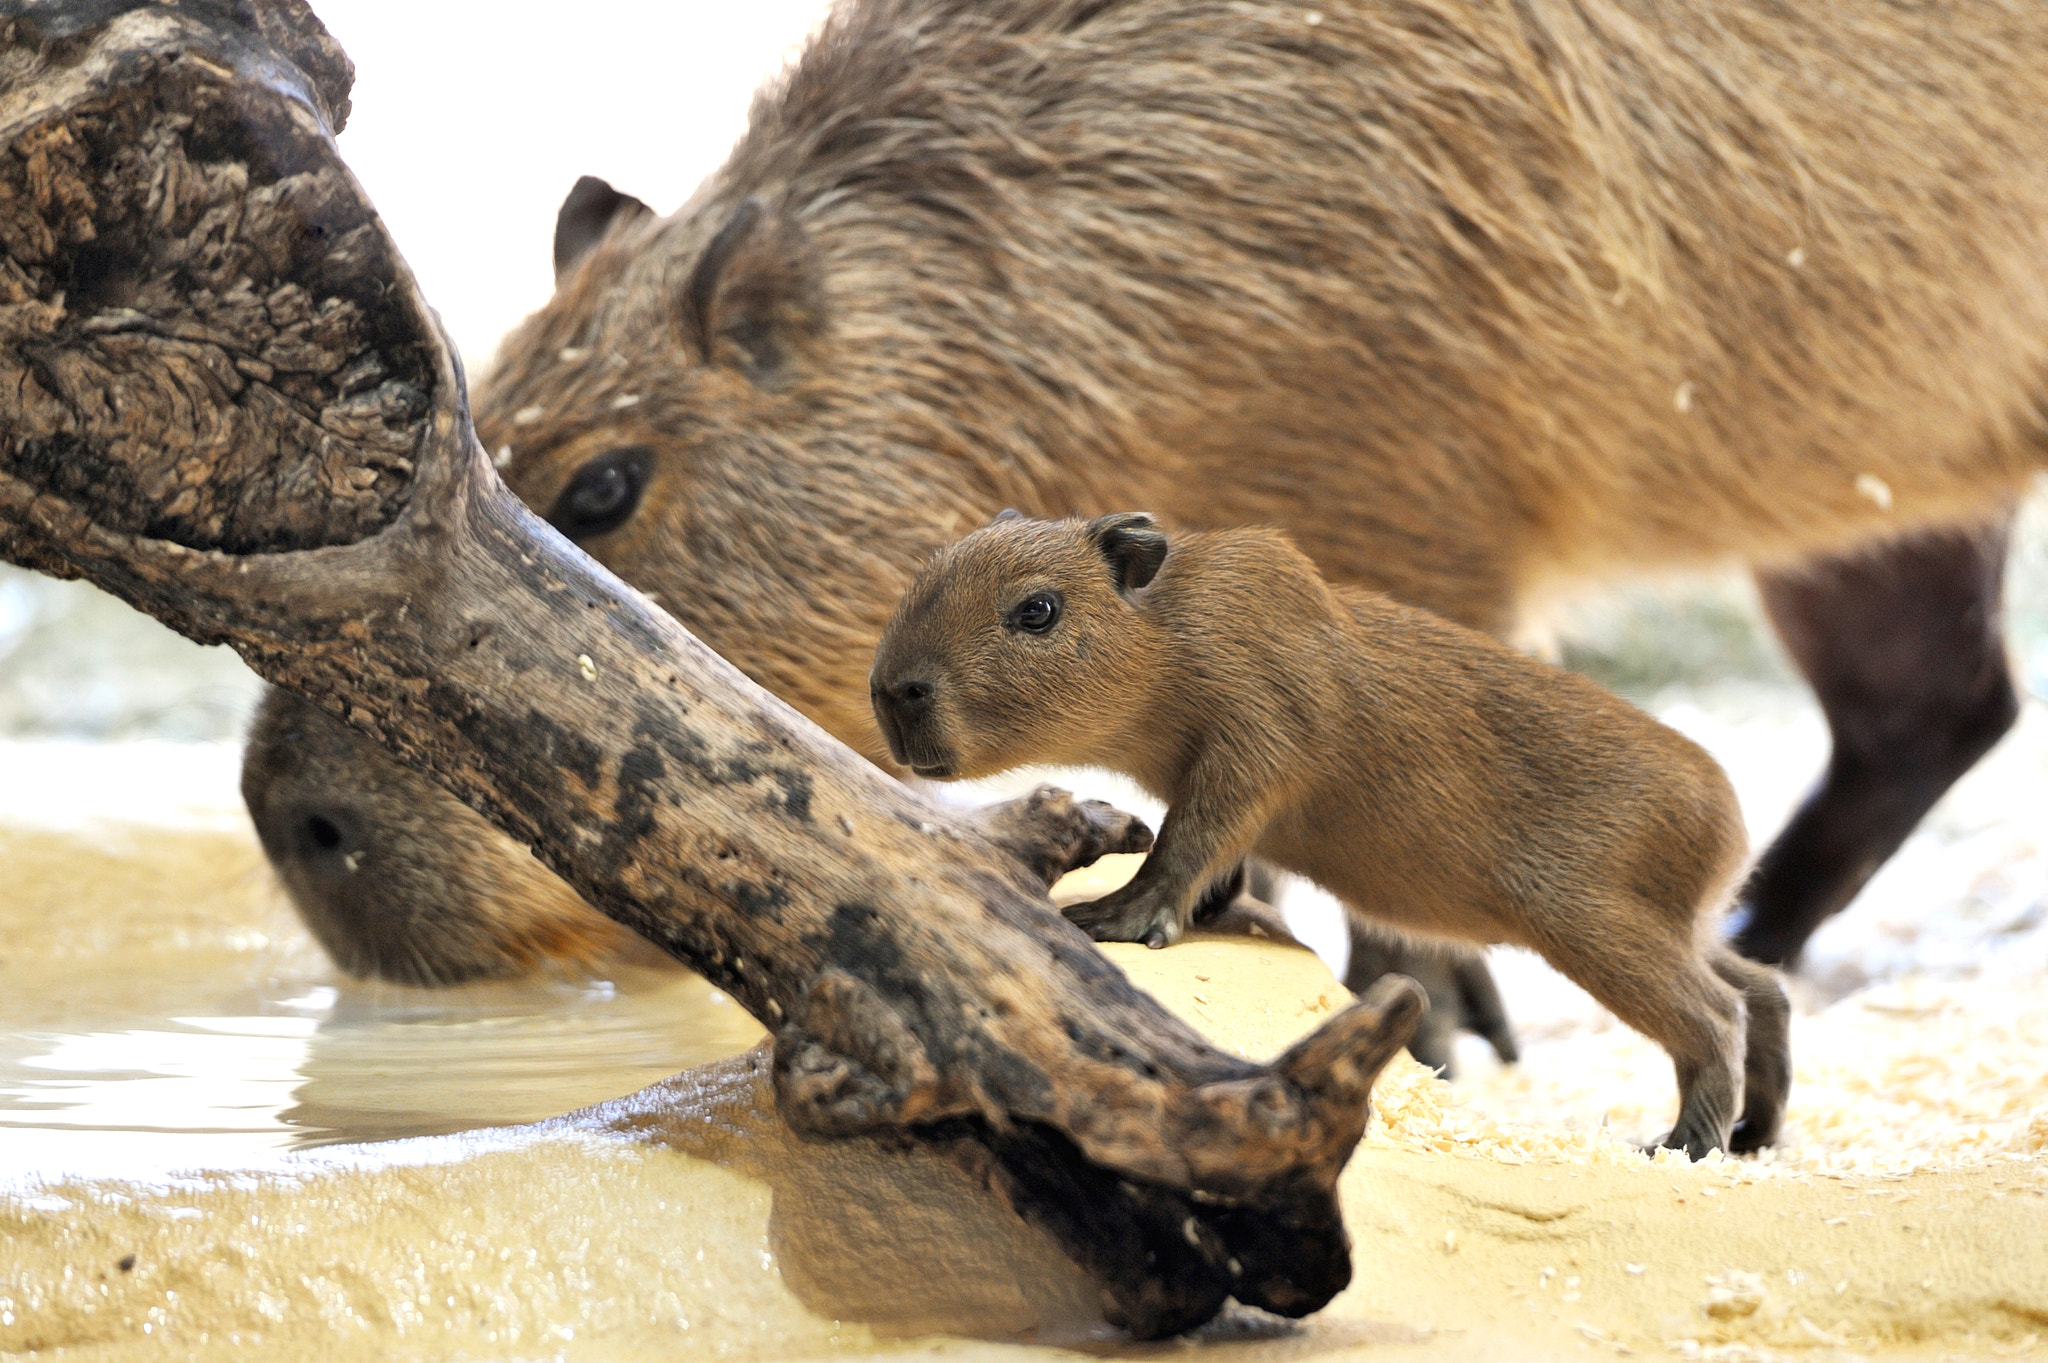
[{"x1": 2, "y1": 922, "x2": 2042, "y2": 1363}]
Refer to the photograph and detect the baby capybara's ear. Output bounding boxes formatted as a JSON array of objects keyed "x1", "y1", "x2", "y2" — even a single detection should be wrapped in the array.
[
  {"x1": 1088, "y1": 512, "x2": 1169, "y2": 594},
  {"x1": 990, "y1": 507, "x2": 1026, "y2": 525},
  {"x1": 552, "y1": 175, "x2": 653, "y2": 280}
]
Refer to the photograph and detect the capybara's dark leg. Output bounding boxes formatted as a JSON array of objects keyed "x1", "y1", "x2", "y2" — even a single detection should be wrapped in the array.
[
  {"x1": 1342, "y1": 924, "x2": 1458, "y2": 1072},
  {"x1": 1735, "y1": 514, "x2": 2020, "y2": 966},
  {"x1": 1342, "y1": 920, "x2": 1515, "y2": 1076},
  {"x1": 1711, "y1": 946, "x2": 1791, "y2": 1152},
  {"x1": 1452, "y1": 950, "x2": 1520, "y2": 1065},
  {"x1": 1189, "y1": 865, "x2": 1307, "y2": 946}
]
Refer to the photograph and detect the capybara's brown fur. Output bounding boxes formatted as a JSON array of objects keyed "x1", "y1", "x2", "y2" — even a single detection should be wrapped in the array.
[
  {"x1": 246, "y1": 0, "x2": 2048, "y2": 982},
  {"x1": 871, "y1": 512, "x2": 1791, "y2": 1156}
]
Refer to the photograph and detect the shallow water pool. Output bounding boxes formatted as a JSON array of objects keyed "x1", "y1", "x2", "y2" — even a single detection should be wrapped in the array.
[{"x1": 0, "y1": 781, "x2": 764, "y2": 1188}]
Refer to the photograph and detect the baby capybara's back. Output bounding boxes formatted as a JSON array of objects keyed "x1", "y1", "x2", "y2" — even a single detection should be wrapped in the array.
[{"x1": 1290, "y1": 587, "x2": 1751, "y2": 946}]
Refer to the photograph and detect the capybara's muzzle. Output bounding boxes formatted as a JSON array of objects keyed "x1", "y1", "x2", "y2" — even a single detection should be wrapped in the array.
[{"x1": 869, "y1": 677, "x2": 956, "y2": 777}]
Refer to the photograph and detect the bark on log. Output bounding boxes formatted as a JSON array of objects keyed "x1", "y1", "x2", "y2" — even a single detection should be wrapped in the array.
[{"x1": 0, "y1": 1, "x2": 1424, "y2": 1336}]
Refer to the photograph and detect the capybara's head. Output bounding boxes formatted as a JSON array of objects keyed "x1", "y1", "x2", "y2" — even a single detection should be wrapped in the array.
[
  {"x1": 241, "y1": 688, "x2": 665, "y2": 985},
  {"x1": 871, "y1": 511, "x2": 1170, "y2": 781},
  {"x1": 470, "y1": 175, "x2": 1059, "y2": 757}
]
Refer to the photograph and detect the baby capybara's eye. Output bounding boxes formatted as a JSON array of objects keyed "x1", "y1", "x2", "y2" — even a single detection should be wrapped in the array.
[
  {"x1": 1009, "y1": 592, "x2": 1062, "y2": 634},
  {"x1": 545, "y1": 446, "x2": 653, "y2": 541}
]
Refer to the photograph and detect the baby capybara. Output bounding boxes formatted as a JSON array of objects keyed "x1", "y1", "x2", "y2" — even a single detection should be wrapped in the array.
[{"x1": 872, "y1": 511, "x2": 1790, "y2": 1158}]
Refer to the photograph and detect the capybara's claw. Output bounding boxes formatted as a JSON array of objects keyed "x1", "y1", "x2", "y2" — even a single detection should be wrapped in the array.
[
  {"x1": 977, "y1": 784, "x2": 1155, "y2": 888},
  {"x1": 1645, "y1": 1124, "x2": 1729, "y2": 1163}
]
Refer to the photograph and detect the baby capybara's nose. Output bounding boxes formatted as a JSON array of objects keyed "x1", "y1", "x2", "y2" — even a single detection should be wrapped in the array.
[
  {"x1": 869, "y1": 677, "x2": 937, "y2": 765},
  {"x1": 883, "y1": 678, "x2": 935, "y2": 713},
  {"x1": 870, "y1": 675, "x2": 937, "y2": 726}
]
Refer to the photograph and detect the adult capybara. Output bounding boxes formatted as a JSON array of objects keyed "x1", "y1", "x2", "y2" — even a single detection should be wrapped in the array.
[
  {"x1": 245, "y1": 0, "x2": 2048, "y2": 990},
  {"x1": 871, "y1": 511, "x2": 1790, "y2": 1155}
]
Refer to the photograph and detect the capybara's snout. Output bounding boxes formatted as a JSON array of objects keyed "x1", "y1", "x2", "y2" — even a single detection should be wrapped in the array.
[
  {"x1": 869, "y1": 674, "x2": 957, "y2": 777},
  {"x1": 242, "y1": 688, "x2": 660, "y2": 985}
]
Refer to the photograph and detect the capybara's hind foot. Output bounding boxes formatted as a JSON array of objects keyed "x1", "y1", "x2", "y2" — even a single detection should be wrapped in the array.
[{"x1": 1646, "y1": 1116, "x2": 1733, "y2": 1163}]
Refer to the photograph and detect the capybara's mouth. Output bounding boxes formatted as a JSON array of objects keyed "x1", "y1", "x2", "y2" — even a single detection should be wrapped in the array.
[
  {"x1": 872, "y1": 698, "x2": 956, "y2": 776},
  {"x1": 872, "y1": 701, "x2": 911, "y2": 766}
]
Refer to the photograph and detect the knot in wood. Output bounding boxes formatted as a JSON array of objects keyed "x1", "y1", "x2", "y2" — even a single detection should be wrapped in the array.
[{"x1": 771, "y1": 967, "x2": 941, "y2": 1138}]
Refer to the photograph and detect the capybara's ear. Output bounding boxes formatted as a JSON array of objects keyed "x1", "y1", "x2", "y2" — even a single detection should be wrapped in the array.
[
  {"x1": 1088, "y1": 512, "x2": 1169, "y2": 594},
  {"x1": 991, "y1": 508, "x2": 1025, "y2": 524},
  {"x1": 552, "y1": 175, "x2": 654, "y2": 280},
  {"x1": 684, "y1": 197, "x2": 824, "y2": 391}
]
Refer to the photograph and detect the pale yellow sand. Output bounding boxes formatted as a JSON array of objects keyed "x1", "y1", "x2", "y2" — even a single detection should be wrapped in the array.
[{"x1": 2, "y1": 838, "x2": 2045, "y2": 1361}]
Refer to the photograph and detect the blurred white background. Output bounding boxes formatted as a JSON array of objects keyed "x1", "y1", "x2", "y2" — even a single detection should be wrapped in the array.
[{"x1": 316, "y1": 0, "x2": 834, "y2": 373}]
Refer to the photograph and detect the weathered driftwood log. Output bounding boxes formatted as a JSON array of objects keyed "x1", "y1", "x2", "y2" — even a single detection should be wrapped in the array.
[{"x1": 0, "y1": 0, "x2": 1424, "y2": 1335}]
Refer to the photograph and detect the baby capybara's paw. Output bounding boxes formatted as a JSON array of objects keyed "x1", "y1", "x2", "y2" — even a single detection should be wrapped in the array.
[{"x1": 1063, "y1": 882, "x2": 1186, "y2": 950}]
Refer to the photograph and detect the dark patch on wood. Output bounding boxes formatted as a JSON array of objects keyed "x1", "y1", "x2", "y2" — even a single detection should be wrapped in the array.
[
  {"x1": 1203, "y1": 1178, "x2": 1352, "y2": 1318},
  {"x1": 726, "y1": 878, "x2": 790, "y2": 920},
  {"x1": 818, "y1": 901, "x2": 911, "y2": 990},
  {"x1": 613, "y1": 740, "x2": 666, "y2": 841},
  {"x1": 770, "y1": 767, "x2": 814, "y2": 822},
  {"x1": 934, "y1": 1114, "x2": 1233, "y2": 1337},
  {"x1": 522, "y1": 709, "x2": 606, "y2": 792},
  {"x1": 625, "y1": 696, "x2": 814, "y2": 824}
]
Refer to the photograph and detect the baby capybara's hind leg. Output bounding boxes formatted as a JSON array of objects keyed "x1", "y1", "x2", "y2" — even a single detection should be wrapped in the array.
[
  {"x1": 1711, "y1": 946, "x2": 1791, "y2": 1152},
  {"x1": 1536, "y1": 912, "x2": 1747, "y2": 1159}
]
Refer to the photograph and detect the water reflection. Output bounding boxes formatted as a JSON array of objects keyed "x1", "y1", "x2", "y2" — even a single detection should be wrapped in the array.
[
  {"x1": 0, "y1": 822, "x2": 764, "y2": 1187},
  {"x1": 280, "y1": 972, "x2": 762, "y2": 1146}
]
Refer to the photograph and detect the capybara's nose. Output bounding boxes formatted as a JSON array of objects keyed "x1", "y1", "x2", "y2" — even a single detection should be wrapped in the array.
[
  {"x1": 887, "y1": 678, "x2": 935, "y2": 714},
  {"x1": 869, "y1": 677, "x2": 936, "y2": 766},
  {"x1": 273, "y1": 801, "x2": 369, "y2": 875},
  {"x1": 871, "y1": 676, "x2": 936, "y2": 725}
]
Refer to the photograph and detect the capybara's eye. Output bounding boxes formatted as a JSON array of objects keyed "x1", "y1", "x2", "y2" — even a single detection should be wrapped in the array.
[
  {"x1": 1009, "y1": 592, "x2": 1062, "y2": 634},
  {"x1": 546, "y1": 447, "x2": 652, "y2": 540}
]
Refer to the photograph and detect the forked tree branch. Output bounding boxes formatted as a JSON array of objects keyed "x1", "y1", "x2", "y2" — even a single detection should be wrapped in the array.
[{"x1": 0, "y1": 1, "x2": 1422, "y2": 1336}]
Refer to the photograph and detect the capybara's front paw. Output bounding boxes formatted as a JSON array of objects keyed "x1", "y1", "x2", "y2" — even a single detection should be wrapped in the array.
[
  {"x1": 979, "y1": 784, "x2": 1155, "y2": 888},
  {"x1": 1063, "y1": 884, "x2": 1186, "y2": 949}
]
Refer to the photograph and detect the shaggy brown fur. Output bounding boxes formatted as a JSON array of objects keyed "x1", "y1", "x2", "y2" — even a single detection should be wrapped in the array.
[
  {"x1": 247, "y1": 0, "x2": 2048, "y2": 981},
  {"x1": 872, "y1": 512, "x2": 1790, "y2": 1157}
]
